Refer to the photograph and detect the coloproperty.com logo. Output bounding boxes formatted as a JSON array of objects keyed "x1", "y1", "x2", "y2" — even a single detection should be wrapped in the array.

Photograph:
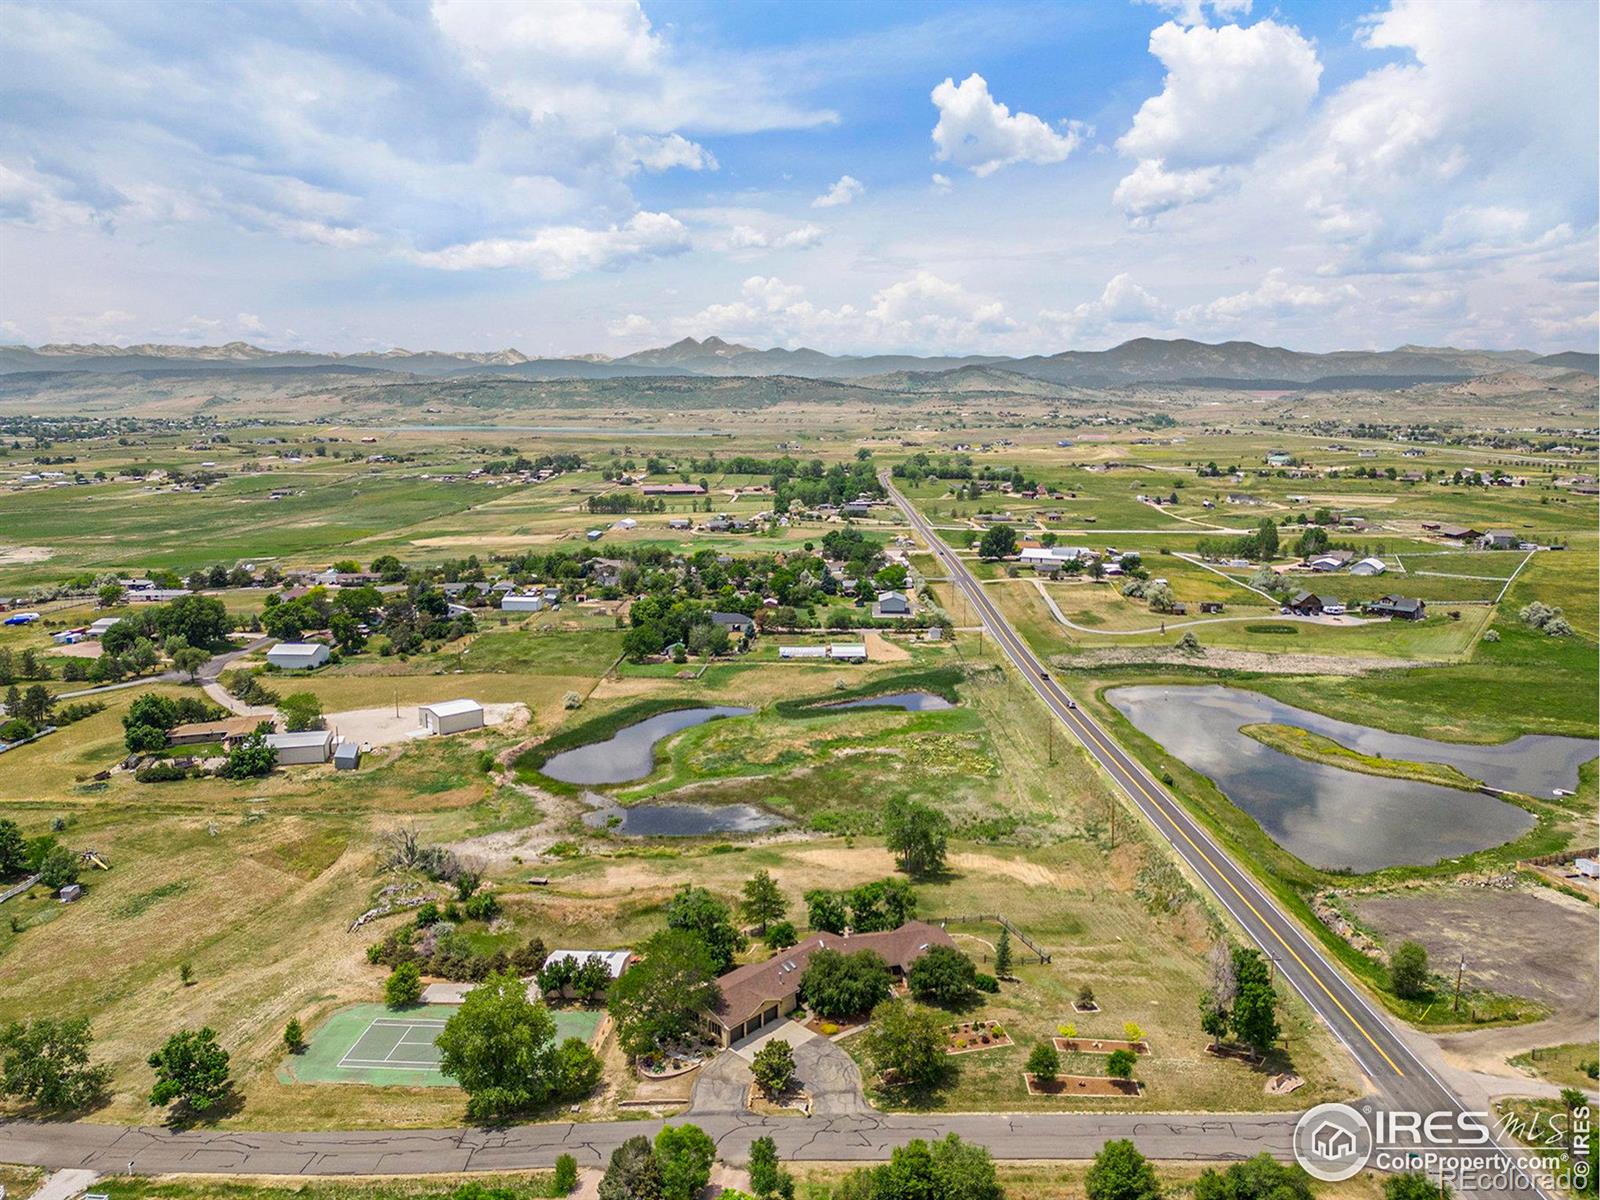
[{"x1": 1294, "y1": 1100, "x2": 1593, "y2": 1192}]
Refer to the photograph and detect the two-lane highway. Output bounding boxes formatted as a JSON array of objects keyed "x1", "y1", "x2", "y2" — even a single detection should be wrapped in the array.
[{"x1": 883, "y1": 474, "x2": 1547, "y2": 1197}]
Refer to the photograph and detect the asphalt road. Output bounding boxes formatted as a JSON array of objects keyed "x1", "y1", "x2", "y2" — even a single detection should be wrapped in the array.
[{"x1": 881, "y1": 474, "x2": 1547, "y2": 1198}]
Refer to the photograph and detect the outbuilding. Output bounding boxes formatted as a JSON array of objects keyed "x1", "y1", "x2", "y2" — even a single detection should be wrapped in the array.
[
  {"x1": 874, "y1": 591, "x2": 912, "y2": 617},
  {"x1": 500, "y1": 593, "x2": 544, "y2": 612},
  {"x1": 419, "y1": 698, "x2": 485, "y2": 735},
  {"x1": 333, "y1": 741, "x2": 361, "y2": 770},
  {"x1": 87, "y1": 616, "x2": 123, "y2": 638},
  {"x1": 266, "y1": 642, "x2": 329, "y2": 670},
  {"x1": 265, "y1": 729, "x2": 335, "y2": 765}
]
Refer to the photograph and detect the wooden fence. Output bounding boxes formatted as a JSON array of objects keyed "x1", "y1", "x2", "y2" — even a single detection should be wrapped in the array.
[{"x1": 933, "y1": 913, "x2": 1050, "y2": 964}]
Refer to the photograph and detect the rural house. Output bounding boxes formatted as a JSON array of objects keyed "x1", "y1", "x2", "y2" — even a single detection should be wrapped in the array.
[
  {"x1": 1364, "y1": 595, "x2": 1426, "y2": 621},
  {"x1": 706, "y1": 921, "x2": 956, "y2": 1046}
]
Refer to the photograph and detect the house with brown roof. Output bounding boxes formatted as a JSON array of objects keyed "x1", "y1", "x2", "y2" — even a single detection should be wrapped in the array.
[
  {"x1": 706, "y1": 920, "x2": 956, "y2": 1046},
  {"x1": 166, "y1": 716, "x2": 268, "y2": 748}
]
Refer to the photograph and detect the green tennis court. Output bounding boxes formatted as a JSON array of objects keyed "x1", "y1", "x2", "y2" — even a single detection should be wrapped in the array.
[{"x1": 278, "y1": 1002, "x2": 605, "y2": 1088}]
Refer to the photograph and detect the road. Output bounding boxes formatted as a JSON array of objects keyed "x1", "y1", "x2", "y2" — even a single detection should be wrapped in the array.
[
  {"x1": 53, "y1": 637, "x2": 271, "y2": 702},
  {"x1": 883, "y1": 473, "x2": 1547, "y2": 1198}
]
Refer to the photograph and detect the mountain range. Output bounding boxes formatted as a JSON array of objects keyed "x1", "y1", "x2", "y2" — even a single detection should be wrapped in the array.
[{"x1": 0, "y1": 336, "x2": 1593, "y2": 389}]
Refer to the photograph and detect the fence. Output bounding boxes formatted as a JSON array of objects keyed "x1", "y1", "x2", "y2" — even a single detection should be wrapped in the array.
[{"x1": 933, "y1": 913, "x2": 1050, "y2": 964}]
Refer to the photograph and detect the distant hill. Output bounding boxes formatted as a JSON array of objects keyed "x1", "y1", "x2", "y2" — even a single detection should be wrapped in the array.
[
  {"x1": 2, "y1": 336, "x2": 1590, "y2": 390},
  {"x1": 1532, "y1": 351, "x2": 1599, "y2": 374}
]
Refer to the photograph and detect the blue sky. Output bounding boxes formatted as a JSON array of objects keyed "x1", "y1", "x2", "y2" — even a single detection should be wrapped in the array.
[{"x1": 0, "y1": 0, "x2": 1594, "y2": 356}]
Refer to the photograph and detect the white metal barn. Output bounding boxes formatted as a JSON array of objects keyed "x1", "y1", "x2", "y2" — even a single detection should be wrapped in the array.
[
  {"x1": 500, "y1": 594, "x2": 544, "y2": 612},
  {"x1": 266, "y1": 642, "x2": 329, "y2": 670},
  {"x1": 265, "y1": 730, "x2": 335, "y2": 765},
  {"x1": 419, "y1": 699, "x2": 485, "y2": 735}
]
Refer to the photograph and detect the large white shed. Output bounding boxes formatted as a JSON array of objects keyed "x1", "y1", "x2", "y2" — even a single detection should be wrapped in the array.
[{"x1": 419, "y1": 699, "x2": 485, "y2": 735}]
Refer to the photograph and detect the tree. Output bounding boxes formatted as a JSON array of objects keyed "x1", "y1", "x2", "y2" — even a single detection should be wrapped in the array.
[
  {"x1": 664, "y1": 885, "x2": 745, "y2": 974},
  {"x1": 859, "y1": 1000, "x2": 948, "y2": 1088},
  {"x1": 435, "y1": 969, "x2": 563, "y2": 1121},
  {"x1": 0, "y1": 819, "x2": 26, "y2": 877},
  {"x1": 1193, "y1": 1154, "x2": 1313, "y2": 1200},
  {"x1": 864, "y1": 1134, "x2": 1000, "y2": 1200},
  {"x1": 148, "y1": 1027, "x2": 231, "y2": 1114},
  {"x1": 283, "y1": 1018, "x2": 305, "y2": 1054},
  {"x1": 1085, "y1": 1139, "x2": 1162, "y2": 1200},
  {"x1": 39, "y1": 844, "x2": 79, "y2": 890},
  {"x1": 1384, "y1": 1174, "x2": 1450, "y2": 1200},
  {"x1": 1107, "y1": 1048, "x2": 1137, "y2": 1079},
  {"x1": 171, "y1": 645, "x2": 210, "y2": 681},
  {"x1": 608, "y1": 930, "x2": 719, "y2": 1058},
  {"x1": 0, "y1": 1016, "x2": 111, "y2": 1110},
  {"x1": 750, "y1": 1038, "x2": 796, "y2": 1096},
  {"x1": 994, "y1": 927, "x2": 1013, "y2": 981},
  {"x1": 1026, "y1": 1041, "x2": 1060, "y2": 1080},
  {"x1": 978, "y1": 524, "x2": 1018, "y2": 560},
  {"x1": 740, "y1": 870, "x2": 786, "y2": 934},
  {"x1": 385, "y1": 962, "x2": 422, "y2": 1008},
  {"x1": 279, "y1": 691, "x2": 325, "y2": 732},
  {"x1": 1229, "y1": 948, "x2": 1279, "y2": 1056},
  {"x1": 805, "y1": 888, "x2": 848, "y2": 934},
  {"x1": 800, "y1": 949, "x2": 893, "y2": 1019},
  {"x1": 748, "y1": 1135, "x2": 795, "y2": 1200},
  {"x1": 655, "y1": 1123, "x2": 715, "y2": 1200},
  {"x1": 1145, "y1": 581, "x2": 1176, "y2": 612},
  {"x1": 882, "y1": 796, "x2": 950, "y2": 878},
  {"x1": 1390, "y1": 940, "x2": 1431, "y2": 1000},
  {"x1": 765, "y1": 920, "x2": 798, "y2": 950},
  {"x1": 1199, "y1": 998, "x2": 1230, "y2": 1048},
  {"x1": 907, "y1": 945, "x2": 979, "y2": 1007},
  {"x1": 221, "y1": 730, "x2": 275, "y2": 779},
  {"x1": 552, "y1": 1037, "x2": 602, "y2": 1099},
  {"x1": 98, "y1": 582, "x2": 125, "y2": 607},
  {"x1": 599, "y1": 1135, "x2": 663, "y2": 1200}
]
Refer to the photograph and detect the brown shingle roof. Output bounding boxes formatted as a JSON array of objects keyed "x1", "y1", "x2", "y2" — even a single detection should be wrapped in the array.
[{"x1": 711, "y1": 920, "x2": 956, "y2": 1032}]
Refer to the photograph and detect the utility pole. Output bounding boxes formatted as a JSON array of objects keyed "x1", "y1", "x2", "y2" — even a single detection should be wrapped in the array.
[
  {"x1": 1453, "y1": 953, "x2": 1465, "y2": 1014},
  {"x1": 1047, "y1": 720, "x2": 1054, "y2": 766}
]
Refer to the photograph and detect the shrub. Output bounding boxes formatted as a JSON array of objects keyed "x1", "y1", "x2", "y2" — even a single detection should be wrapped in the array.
[
  {"x1": 1390, "y1": 940, "x2": 1431, "y2": 1000},
  {"x1": 1026, "y1": 1042, "x2": 1060, "y2": 1079},
  {"x1": 1076, "y1": 983, "x2": 1097, "y2": 1008},
  {"x1": 751, "y1": 1038, "x2": 796, "y2": 1096},
  {"x1": 385, "y1": 962, "x2": 422, "y2": 1008},
  {"x1": 1107, "y1": 1049, "x2": 1137, "y2": 1079},
  {"x1": 974, "y1": 972, "x2": 999, "y2": 993},
  {"x1": 551, "y1": 1154, "x2": 579, "y2": 1195},
  {"x1": 283, "y1": 1018, "x2": 305, "y2": 1054}
]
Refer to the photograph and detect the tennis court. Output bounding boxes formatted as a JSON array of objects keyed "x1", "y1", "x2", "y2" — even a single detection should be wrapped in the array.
[
  {"x1": 339, "y1": 1014, "x2": 447, "y2": 1070},
  {"x1": 278, "y1": 1002, "x2": 605, "y2": 1088}
]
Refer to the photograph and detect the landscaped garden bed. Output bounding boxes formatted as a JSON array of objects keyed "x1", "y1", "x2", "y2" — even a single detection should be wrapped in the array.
[
  {"x1": 1024, "y1": 1073, "x2": 1142, "y2": 1097},
  {"x1": 1053, "y1": 1036, "x2": 1149, "y2": 1056},
  {"x1": 747, "y1": 1082, "x2": 811, "y2": 1116},
  {"x1": 946, "y1": 1019, "x2": 1012, "y2": 1054}
]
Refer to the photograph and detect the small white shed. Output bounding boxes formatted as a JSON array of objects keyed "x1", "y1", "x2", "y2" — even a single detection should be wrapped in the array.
[
  {"x1": 267, "y1": 642, "x2": 329, "y2": 670},
  {"x1": 419, "y1": 699, "x2": 485, "y2": 735}
]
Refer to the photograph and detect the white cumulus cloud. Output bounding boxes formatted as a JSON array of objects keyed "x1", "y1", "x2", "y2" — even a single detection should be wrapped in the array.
[
  {"x1": 811, "y1": 175, "x2": 864, "y2": 208},
  {"x1": 1179, "y1": 268, "x2": 1359, "y2": 329},
  {"x1": 407, "y1": 211, "x2": 689, "y2": 275},
  {"x1": 931, "y1": 74, "x2": 1083, "y2": 177}
]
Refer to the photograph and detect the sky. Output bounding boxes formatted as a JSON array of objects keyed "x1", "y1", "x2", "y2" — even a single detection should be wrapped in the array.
[{"x1": 0, "y1": 0, "x2": 1595, "y2": 357}]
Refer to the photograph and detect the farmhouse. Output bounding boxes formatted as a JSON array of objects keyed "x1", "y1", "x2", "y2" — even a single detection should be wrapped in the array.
[
  {"x1": 1287, "y1": 591, "x2": 1329, "y2": 615},
  {"x1": 1365, "y1": 595, "x2": 1426, "y2": 621},
  {"x1": 706, "y1": 921, "x2": 956, "y2": 1046},
  {"x1": 710, "y1": 611, "x2": 755, "y2": 637},
  {"x1": 167, "y1": 716, "x2": 263, "y2": 748},
  {"x1": 1479, "y1": 529, "x2": 1518, "y2": 550},
  {"x1": 1437, "y1": 525, "x2": 1482, "y2": 541},
  {"x1": 419, "y1": 699, "x2": 485, "y2": 735},
  {"x1": 265, "y1": 729, "x2": 335, "y2": 765},
  {"x1": 266, "y1": 642, "x2": 329, "y2": 670}
]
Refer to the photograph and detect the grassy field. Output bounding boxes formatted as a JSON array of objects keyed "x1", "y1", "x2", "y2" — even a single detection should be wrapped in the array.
[{"x1": 1509, "y1": 1042, "x2": 1600, "y2": 1091}]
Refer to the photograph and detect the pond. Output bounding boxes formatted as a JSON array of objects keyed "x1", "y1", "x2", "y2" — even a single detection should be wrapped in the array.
[
  {"x1": 581, "y1": 796, "x2": 788, "y2": 837},
  {"x1": 820, "y1": 690, "x2": 955, "y2": 712},
  {"x1": 1106, "y1": 685, "x2": 1594, "y2": 872},
  {"x1": 540, "y1": 705, "x2": 755, "y2": 786}
]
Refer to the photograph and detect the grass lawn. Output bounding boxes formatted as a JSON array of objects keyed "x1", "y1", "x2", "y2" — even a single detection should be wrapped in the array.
[{"x1": 1509, "y1": 1042, "x2": 1600, "y2": 1092}]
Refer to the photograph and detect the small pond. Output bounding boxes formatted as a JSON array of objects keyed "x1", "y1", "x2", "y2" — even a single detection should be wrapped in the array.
[
  {"x1": 540, "y1": 705, "x2": 755, "y2": 786},
  {"x1": 821, "y1": 690, "x2": 955, "y2": 712},
  {"x1": 1107, "y1": 685, "x2": 1595, "y2": 872},
  {"x1": 581, "y1": 796, "x2": 788, "y2": 837}
]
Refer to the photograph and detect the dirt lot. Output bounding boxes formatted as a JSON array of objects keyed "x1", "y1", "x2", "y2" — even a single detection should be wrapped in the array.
[
  {"x1": 327, "y1": 701, "x2": 528, "y2": 748},
  {"x1": 1353, "y1": 885, "x2": 1599, "y2": 1071}
]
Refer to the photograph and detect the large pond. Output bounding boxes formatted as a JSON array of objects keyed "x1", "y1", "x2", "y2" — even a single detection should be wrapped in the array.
[
  {"x1": 1106, "y1": 685, "x2": 1595, "y2": 872},
  {"x1": 540, "y1": 706, "x2": 755, "y2": 786},
  {"x1": 820, "y1": 690, "x2": 955, "y2": 712}
]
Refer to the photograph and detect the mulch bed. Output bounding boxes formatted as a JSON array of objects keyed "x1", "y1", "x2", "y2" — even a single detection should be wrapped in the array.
[
  {"x1": 1053, "y1": 1037, "x2": 1150, "y2": 1056},
  {"x1": 1071, "y1": 1002, "x2": 1101, "y2": 1013},
  {"x1": 1024, "y1": 1073, "x2": 1142, "y2": 1097},
  {"x1": 747, "y1": 1083, "x2": 811, "y2": 1116},
  {"x1": 946, "y1": 1019, "x2": 1013, "y2": 1055}
]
